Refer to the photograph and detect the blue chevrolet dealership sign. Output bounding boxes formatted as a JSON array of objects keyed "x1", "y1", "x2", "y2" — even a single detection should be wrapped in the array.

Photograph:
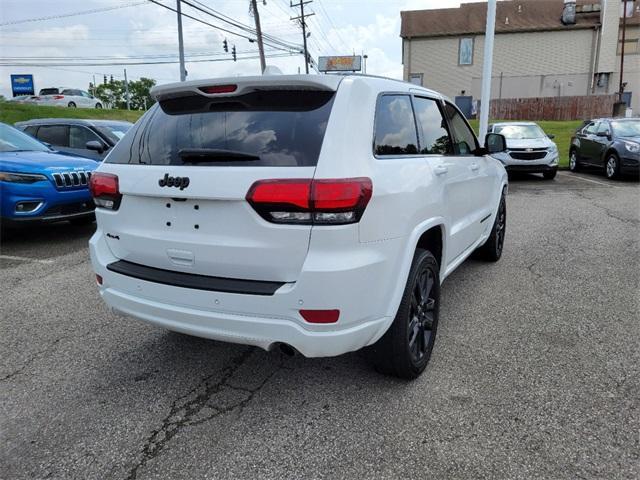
[{"x1": 10, "y1": 74, "x2": 35, "y2": 96}]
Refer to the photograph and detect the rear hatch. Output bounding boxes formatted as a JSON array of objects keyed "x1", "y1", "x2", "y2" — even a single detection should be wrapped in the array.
[{"x1": 96, "y1": 77, "x2": 339, "y2": 283}]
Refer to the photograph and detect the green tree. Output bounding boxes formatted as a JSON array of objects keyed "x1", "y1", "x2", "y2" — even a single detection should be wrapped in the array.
[{"x1": 94, "y1": 77, "x2": 156, "y2": 110}]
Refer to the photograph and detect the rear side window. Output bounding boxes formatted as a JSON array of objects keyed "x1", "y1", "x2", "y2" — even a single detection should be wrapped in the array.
[
  {"x1": 444, "y1": 103, "x2": 478, "y2": 155},
  {"x1": 37, "y1": 125, "x2": 69, "y2": 147},
  {"x1": 374, "y1": 95, "x2": 418, "y2": 156},
  {"x1": 106, "y1": 90, "x2": 335, "y2": 167},
  {"x1": 39, "y1": 88, "x2": 59, "y2": 95},
  {"x1": 412, "y1": 97, "x2": 451, "y2": 155}
]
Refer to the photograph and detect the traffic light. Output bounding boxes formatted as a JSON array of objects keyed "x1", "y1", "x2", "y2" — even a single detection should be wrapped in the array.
[
  {"x1": 223, "y1": 39, "x2": 228, "y2": 52},
  {"x1": 110, "y1": 75, "x2": 114, "y2": 84},
  {"x1": 103, "y1": 75, "x2": 107, "y2": 85},
  {"x1": 232, "y1": 45, "x2": 237, "y2": 62}
]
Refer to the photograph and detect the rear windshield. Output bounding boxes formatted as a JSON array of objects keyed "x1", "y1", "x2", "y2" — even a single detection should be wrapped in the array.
[
  {"x1": 39, "y1": 88, "x2": 60, "y2": 95},
  {"x1": 105, "y1": 90, "x2": 335, "y2": 167}
]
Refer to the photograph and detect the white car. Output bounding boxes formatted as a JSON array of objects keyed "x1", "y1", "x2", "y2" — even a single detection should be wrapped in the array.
[
  {"x1": 36, "y1": 88, "x2": 103, "y2": 109},
  {"x1": 89, "y1": 74, "x2": 508, "y2": 379},
  {"x1": 488, "y1": 122, "x2": 559, "y2": 179}
]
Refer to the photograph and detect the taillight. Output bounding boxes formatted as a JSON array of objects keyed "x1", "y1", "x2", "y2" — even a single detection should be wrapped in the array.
[
  {"x1": 89, "y1": 172, "x2": 121, "y2": 210},
  {"x1": 199, "y1": 84, "x2": 237, "y2": 94},
  {"x1": 53, "y1": 95, "x2": 64, "y2": 99},
  {"x1": 246, "y1": 177, "x2": 372, "y2": 225}
]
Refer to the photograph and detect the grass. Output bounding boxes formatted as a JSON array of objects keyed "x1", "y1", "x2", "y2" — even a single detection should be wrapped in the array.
[
  {"x1": 0, "y1": 102, "x2": 582, "y2": 168},
  {"x1": 0, "y1": 102, "x2": 144, "y2": 125},
  {"x1": 470, "y1": 119, "x2": 583, "y2": 168}
]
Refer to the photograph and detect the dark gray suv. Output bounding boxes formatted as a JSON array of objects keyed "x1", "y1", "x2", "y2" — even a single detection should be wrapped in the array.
[
  {"x1": 569, "y1": 118, "x2": 640, "y2": 179},
  {"x1": 15, "y1": 119, "x2": 132, "y2": 161}
]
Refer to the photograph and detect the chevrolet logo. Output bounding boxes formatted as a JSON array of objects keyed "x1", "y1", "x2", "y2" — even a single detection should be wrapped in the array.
[
  {"x1": 526, "y1": 148, "x2": 533, "y2": 152},
  {"x1": 13, "y1": 77, "x2": 30, "y2": 84}
]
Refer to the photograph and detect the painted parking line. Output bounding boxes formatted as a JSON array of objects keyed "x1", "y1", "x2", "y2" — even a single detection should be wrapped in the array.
[
  {"x1": 0, "y1": 254, "x2": 55, "y2": 265},
  {"x1": 558, "y1": 172, "x2": 614, "y2": 187}
]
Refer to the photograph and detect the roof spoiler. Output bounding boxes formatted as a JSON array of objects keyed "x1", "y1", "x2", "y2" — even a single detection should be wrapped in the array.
[{"x1": 151, "y1": 75, "x2": 342, "y2": 102}]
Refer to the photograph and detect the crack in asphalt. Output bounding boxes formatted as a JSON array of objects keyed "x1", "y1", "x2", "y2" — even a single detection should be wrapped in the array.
[
  {"x1": 124, "y1": 348, "x2": 283, "y2": 480},
  {"x1": 0, "y1": 338, "x2": 62, "y2": 382},
  {"x1": 572, "y1": 190, "x2": 639, "y2": 227}
]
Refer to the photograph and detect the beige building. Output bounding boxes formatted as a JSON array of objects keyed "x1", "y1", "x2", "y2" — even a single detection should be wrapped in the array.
[{"x1": 401, "y1": 0, "x2": 640, "y2": 116}]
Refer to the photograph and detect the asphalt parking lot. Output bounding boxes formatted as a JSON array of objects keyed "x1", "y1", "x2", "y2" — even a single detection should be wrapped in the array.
[{"x1": 1, "y1": 171, "x2": 638, "y2": 480}]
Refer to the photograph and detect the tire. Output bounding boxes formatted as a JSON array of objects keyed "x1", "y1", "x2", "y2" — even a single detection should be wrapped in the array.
[
  {"x1": 543, "y1": 169, "x2": 557, "y2": 180},
  {"x1": 605, "y1": 153, "x2": 620, "y2": 180},
  {"x1": 68, "y1": 102, "x2": 77, "y2": 108},
  {"x1": 569, "y1": 149, "x2": 580, "y2": 172},
  {"x1": 367, "y1": 248, "x2": 440, "y2": 380},
  {"x1": 475, "y1": 194, "x2": 506, "y2": 262},
  {"x1": 95, "y1": 103, "x2": 102, "y2": 109}
]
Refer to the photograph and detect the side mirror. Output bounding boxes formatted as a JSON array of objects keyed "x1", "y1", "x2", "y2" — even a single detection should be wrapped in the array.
[
  {"x1": 85, "y1": 140, "x2": 104, "y2": 153},
  {"x1": 596, "y1": 131, "x2": 611, "y2": 139},
  {"x1": 485, "y1": 133, "x2": 507, "y2": 154},
  {"x1": 547, "y1": 134, "x2": 556, "y2": 140}
]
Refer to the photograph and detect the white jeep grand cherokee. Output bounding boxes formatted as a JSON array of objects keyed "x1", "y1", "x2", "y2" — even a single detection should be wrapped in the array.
[{"x1": 89, "y1": 74, "x2": 508, "y2": 379}]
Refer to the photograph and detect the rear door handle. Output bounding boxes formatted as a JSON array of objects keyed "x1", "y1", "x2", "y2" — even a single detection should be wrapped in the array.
[
  {"x1": 470, "y1": 163, "x2": 480, "y2": 172},
  {"x1": 434, "y1": 165, "x2": 448, "y2": 176}
]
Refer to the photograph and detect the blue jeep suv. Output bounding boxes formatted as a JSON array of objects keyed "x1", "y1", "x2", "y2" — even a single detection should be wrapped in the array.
[{"x1": 0, "y1": 123, "x2": 97, "y2": 226}]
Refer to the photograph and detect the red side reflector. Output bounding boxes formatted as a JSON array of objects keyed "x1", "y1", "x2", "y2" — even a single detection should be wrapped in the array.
[
  {"x1": 53, "y1": 95, "x2": 64, "y2": 99},
  {"x1": 300, "y1": 309, "x2": 340, "y2": 324},
  {"x1": 199, "y1": 84, "x2": 237, "y2": 94},
  {"x1": 96, "y1": 274, "x2": 103, "y2": 285}
]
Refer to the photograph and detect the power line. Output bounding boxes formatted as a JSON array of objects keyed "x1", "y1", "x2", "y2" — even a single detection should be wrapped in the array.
[
  {"x1": 146, "y1": 0, "x2": 301, "y2": 54},
  {"x1": 0, "y1": 1, "x2": 148, "y2": 27},
  {"x1": 0, "y1": 52, "x2": 297, "y2": 67}
]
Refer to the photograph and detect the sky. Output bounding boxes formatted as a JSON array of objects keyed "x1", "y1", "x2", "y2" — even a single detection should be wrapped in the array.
[{"x1": 0, "y1": 0, "x2": 467, "y2": 99}]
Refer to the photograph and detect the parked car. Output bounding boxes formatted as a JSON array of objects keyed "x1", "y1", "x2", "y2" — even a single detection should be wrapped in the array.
[
  {"x1": 15, "y1": 119, "x2": 133, "y2": 161},
  {"x1": 569, "y1": 117, "x2": 640, "y2": 179},
  {"x1": 488, "y1": 122, "x2": 559, "y2": 179},
  {"x1": 89, "y1": 74, "x2": 508, "y2": 379},
  {"x1": 0, "y1": 123, "x2": 97, "y2": 226},
  {"x1": 36, "y1": 88, "x2": 103, "y2": 109},
  {"x1": 5, "y1": 95, "x2": 39, "y2": 104}
]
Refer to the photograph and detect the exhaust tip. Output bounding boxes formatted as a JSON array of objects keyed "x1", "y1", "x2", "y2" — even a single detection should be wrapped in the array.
[{"x1": 279, "y1": 343, "x2": 296, "y2": 357}]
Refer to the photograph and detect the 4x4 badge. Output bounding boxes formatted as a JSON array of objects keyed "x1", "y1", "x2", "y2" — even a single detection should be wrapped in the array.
[{"x1": 158, "y1": 173, "x2": 190, "y2": 190}]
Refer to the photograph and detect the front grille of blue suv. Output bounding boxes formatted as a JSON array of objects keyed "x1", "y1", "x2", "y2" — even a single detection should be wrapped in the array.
[{"x1": 0, "y1": 123, "x2": 98, "y2": 226}]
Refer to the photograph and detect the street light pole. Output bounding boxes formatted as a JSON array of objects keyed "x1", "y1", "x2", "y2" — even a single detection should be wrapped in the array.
[
  {"x1": 479, "y1": 0, "x2": 497, "y2": 143},
  {"x1": 619, "y1": 0, "x2": 629, "y2": 101}
]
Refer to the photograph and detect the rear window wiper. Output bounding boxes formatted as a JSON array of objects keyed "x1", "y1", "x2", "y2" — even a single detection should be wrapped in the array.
[{"x1": 178, "y1": 148, "x2": 260, "y2": 163}]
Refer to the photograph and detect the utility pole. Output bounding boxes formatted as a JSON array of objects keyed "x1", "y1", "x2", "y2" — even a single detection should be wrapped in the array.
[
  {"x1": 124, "y1": 68, "x2": 130, "y2": 110},
  {"x1": 479, "y1": 0, "x2": 497, "y2": 143},
  {"x1": 176, "y1": 0, "x2": 186, "y2": 81},
  {"x1": 291, "y1": 1, "x2": 314, "y2": 74},
  {"x1": 619, "y1": 0, "x2": 629, "y2": 101},
  {"x1": 250, "y1": 0, "x2": 266, "y2": 73}
]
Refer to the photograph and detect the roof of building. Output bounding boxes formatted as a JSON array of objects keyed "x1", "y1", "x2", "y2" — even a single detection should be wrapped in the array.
[{"x1": 401, "y1": 0, "x2": 640, "y2": 38}]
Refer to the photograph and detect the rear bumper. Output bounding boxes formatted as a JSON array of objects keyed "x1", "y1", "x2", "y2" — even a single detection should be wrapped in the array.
[
  {"x1": 90, "y1": 229, "x2": 402, "y2": 357},
  {"x1": 100, "y1": 287, "x2": 388, "y2": 357}
]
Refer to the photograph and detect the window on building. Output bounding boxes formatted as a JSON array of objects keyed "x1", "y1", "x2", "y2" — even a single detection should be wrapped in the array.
[
  {"x1": 409, "y1": 73, "x2": 423, "y2": 86},
  {"x1": 459, "y1": 37, "x2": 474, "y2": 65},
  {"x1": 618, "y1": 38, "x2": 639, "y2": 55},
  {"x1": 413, "y1": 97, "x2": 452, "y2": 155},
  {"x1": 374, "y1": 95, "x2": 419, "y2": 156}
]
